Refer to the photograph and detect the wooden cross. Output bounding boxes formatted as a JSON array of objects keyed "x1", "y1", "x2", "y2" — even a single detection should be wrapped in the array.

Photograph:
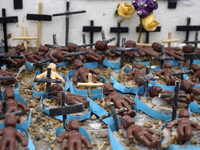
[
  {"x1": 82, "y1": 20, "x2": 102, "y2": 48},
  {"x1": 137, "y1": 36, "x2": 152, "y2": 47},
  {"x1": 49, "y1": 92, "x2": 83, "y2": 129},
  {"x1": 13, "y1": 26, "x2": 37, "y2": 50},
  {"x1": 53, "y1": 1, "x2": 86, "y2": 46},
  {"x1": 77, "y1": 73, "x2": 104, "y2": 98},
  {"x1": 110, "y1": 20, "x2": 129, "y2": 47},
  {"x1": 176, "y1": 17, "x2": 200, "y2": 42},
  {"x1": 136, "y1": 26, "x2": 161, "y2": 43},
  {"x1": 0, "y1": 8, "x2": 18, "y2": 52},
  {"x1": 162, "y1": 32, "x2": 179, "y2": 47},
  {"x1": 27, "y1": 2, "x2": 52, "y2": 50}
]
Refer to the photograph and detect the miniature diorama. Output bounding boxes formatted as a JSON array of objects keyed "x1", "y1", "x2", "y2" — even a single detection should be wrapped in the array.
[{"x1": 1, "y1": 0, "x2": 200, "y2": 149}]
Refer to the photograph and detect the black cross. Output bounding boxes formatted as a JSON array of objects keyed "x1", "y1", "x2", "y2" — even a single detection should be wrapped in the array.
[
  {"x1": 49, "y1": 92, "x2": 83, "y2": 129},
  {"x1": 109, "y1": 38, "x2": 139, "y2": 68},
  {"x1": 176, "y1": 17, "x2": 200, "y2": 42},
  {"x1": 83, "y1": 20, "x2": 102, "y2": 48},
  {"x1": 27, "y1": 13, "x2": 52, "y2": 22},
  {"x1": 171, "y1": 62, "x2": 193, "y2": 81},
  {"x1": 0, "y1": 110, "x2": 25, "y2": 120},
  {"x1": 100, "y1": 102, "x2": 126, "y2": 131},
  {"x1": 45, "y1": 34, "x2": 64, "y2": 48},
  {"x1": 0, "y1": 39, "x2": 23, "y2": 68},
  {"x1": 136, "y1": 26, "x2": 161, "y2": 43},
  {"x1": 110, "y1": 21, "x2": 129, "y2": 47},
  {"x1": 53, "y1": 1, "x2": 86, "y2": 46},
  {"x1": 34, "y1": 68, "x2": 63, "y2": 99},
  {"x1": 168, "y1": 0, "x2": 178, "y2": 9},
  {"x1": 78, "y1": 34, "x2": 95, "y2": 48},
  {"x1": 14, "y1": 0, "x2": 23, "y2": 9},
  {"x1": 153, "y1": 45, "x2": 174, "y2": 68},
  {"x1": 184, "y1": 31, "x2": 200, "y2": 48},
  {"x1": 158, "y1": 81, "x2": 189, "y2": 121},
  {"x1": 183, "y1": 53, "x2": 200, "y2": 67},
  {"x1": 139, "y1": 67, "x2": 159, "y2": 97},
  {"x1": 0, "y1": 8, "x2": 18, "y2": 52},
  {"x1": 101, "y1": 31, "x2": 116, "y2": 44}
]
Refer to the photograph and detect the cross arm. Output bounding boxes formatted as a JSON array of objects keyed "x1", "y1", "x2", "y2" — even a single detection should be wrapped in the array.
[
  {"x1": 0, "y1": 76, "x2": 15, "y2": 80},
  {"x1": 172, "y1": 70, "x2": 193, "y2": 76},
  {"x1": 27, "y1": 14, "x2": 52, "y2": 21},
  {"x1": 53, "y1": 10, "x2": 86, "y2": 17},
  {"x1": 109, "y1": 48, "x2": 139, "y2": 52},
  {"x1": 0, "y1": 17, "x2": 18, "y2": 23},
  {"x1": 158, "y1": 93, "x2": 189, "y2": 99},
  {"x1": 34, "y1": 78, "x2": 63, "y2": 83},
  {"x1": 63, "y1": 51, "x2": 90, "y2": 58},
  {"x1": 77, "y1": 83, "x2": 104, "y2": 87},
  {"x1": 183, "y1": 53, "x2": 200, "y2": 60}
]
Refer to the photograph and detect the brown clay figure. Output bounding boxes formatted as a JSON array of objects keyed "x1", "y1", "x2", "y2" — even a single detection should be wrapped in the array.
[
  {"x1": 127, "y1": 63, "x2": 145, "y2": 86},
  {"x1": 139, "y1": 47, "x2": 161, "y2": 57},
  {"x1": 0, "y1": 70, "x2": 16, "y2": 85},
  {"x1": 4, "y1": 53, "x2": 25, "y2": 67},
  {"x1": 121, "y1": 115, "x2": 161, "y2": 149},
  {"x1": 0, "y1": 113, "x2": 28, "y2": 150},
  {"x1": 149, "y1": 86, "x2": 194, "y2": 104},
  {"x1": 56, "y1": 119, "x2": 93, "y2": 150},
  {"x1": 0, "y1": 88, "x2": 29, "y2": 123},
  {"x1": 190, "y1": 64, "x2": 200, "y2": 82},
  {"x1": 73, "y1": 59, "x2": 100, "y2": 83},
  {"x1": 50, "y1": 84, "x2": 90, "y2": 109},
  {"x1": 155, "y1": 61, "x2": 177, "y2": 86},
  {"x1": 67, "y1": 43, "x2": 104, "y2": 63},
  {"x1": 166, "y1": 109, "x2": 200, "y2": 142},
  {"x1": 102, "y1": 83, "x2": 136, "y2": 117},
  {"x1": 180, "y1": 79, "x2": 200, "y2": 95},
  {"x1": 47, "y1": 48, "x2": 75, "y2": 63}
]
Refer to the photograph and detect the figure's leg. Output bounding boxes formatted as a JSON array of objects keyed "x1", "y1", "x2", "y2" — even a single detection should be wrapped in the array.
[{"x1": 75, "y1": 141, "x2": 82, "y2": 150}]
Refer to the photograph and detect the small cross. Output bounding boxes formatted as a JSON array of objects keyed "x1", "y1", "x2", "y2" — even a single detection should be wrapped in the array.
[
  {"x1": 13, "y1": 26, "x2": 37, "y2": 50},
  {"x1": 77, "y1": 73, "x2": 104, "y2": 98},
  {"x1": 53, "y1": 1, "x2": 86, "y2": 46},
  {"x1": 49, "y1": 92, "x2": 83, "y2": 129},
  {"x1": 162, "y1": 32, "x2": 179, "y2": 47},
  {"x1": 101, "y1": 31, "x2": 116, "y2": 44},
  {"x1": 45, "y1": 34, "x2": 64, "y2": 48},
  {"x1": 184, "y1": 31, "x2": 200, "y2": 48},
  {"x1": 110, "y1": 20, "x2": 129, "y2": 47},
  {"x1": 0, "y1": 8, "x2": 18, "y2": 52},
  {"x1": 27, "y1": 2, "x2": 52, "y2": 50},
  {"x1": 82, "y1": 20, "x2": 102, "y2": 48}
]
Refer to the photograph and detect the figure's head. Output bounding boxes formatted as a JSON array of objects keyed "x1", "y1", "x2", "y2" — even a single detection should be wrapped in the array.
[
  {"x1": 190, "y1": 64, "x2": 200, "y2": 73},
  {"x1": 4, "y1": 88, "x2": 15, "y2": 100},
  {"x1": 149, "y1": 86, "x2": 162, "y2": 97},
  {"x1": 132, "y1": 63, "x2": 142, "y2": 69},
  {"x1": 180, "y1": 80, "x2": 194, "y2": 93},
  {"x1": 67, "y1": 43, "x2": 77, "y2": 52},
  {"x1": 152, "y1": 42, "x2": 162, "y2": 52},
  {"x1": 4, "y1": 113, "x2": 17, "y2": 127},
  {"x1": 178, "y1": 109, "x2": 189, "y2": 118},
  {"x1": 73, "y1": 59, "x2": 84, "y2": 69},
  {"x1": 102, "y1": 83, "x2": 114, "y2": 95},
  {"x1": 121, "y1": 115, "x2": 135, "y2": 129},
  {"x1": 162, "y1": 61, "x2": 172, "y2": 69},
  {"x1": 38, "y1": 46, "x2": 49, "y2": 56},
  {"x1": 95, "y1": 41, "x2": 107, "y2": 51},
  {"x1": 48, "y1": 63, "x2": 57, "y2": 72},
  {"x1": 68, "y1": 119, "x2": 79, "y2": 131},
  {"x1": 16, "y1": 45, "x2": 26, "y2": 54},
  {"x1": 125, "y1": 40, "x2": 136, "y2": 48}
]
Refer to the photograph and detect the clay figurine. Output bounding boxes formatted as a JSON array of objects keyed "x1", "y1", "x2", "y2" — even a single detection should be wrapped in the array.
[
  {"x1": 121, "y1": 115, "x2": 161, "y2": 149},
  {"x1": 190, "y1": 64, "x2": 200, "y2": 82},
  {"x1": 67, "y1": 43, "x2": 105, "y2": 63},
  {"x1": 127, "y1": 63, "x2": 145, "y2": 86},
  {"x1": 0, "y1": 70, "x2": 16, "y2": 85},
  {"x1": 0, "y1": 88, "x2": 29, "y2": 122},
  {"x1": 149, "y1": 86, "x2": 194, "y2": 104},
  {"x1": 166, "y1": 109, "x2": 200, "y2": 142},
  {"x1": 4, "y1": 52, "x2": 25, "y2": 67},
  {"x1": 155, "y1": 61, "x2": 178, "y2": 86},
  {"x1": 102, "y1": 83, "x2": 136, "y2": 117},
  {"x1": 56, "y1": 119, "x2": 93, "y2": 150},
  {"x1": 0, "y1": 113, "x2": 28, "y2": 150},
  {"x1": 50, "y1": 84, "x2": 90, "y2": 109},
  {"x1": 73, "y1": 59, "x2": 100, "y2": 83},
  {"x1": 180, "y1": 79, "x2": 200, "y2": 95}
]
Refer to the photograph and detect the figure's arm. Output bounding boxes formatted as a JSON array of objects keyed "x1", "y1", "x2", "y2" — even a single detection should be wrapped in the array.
[
  {"x1": 81, "y1": 135, "x2": 93, "y2": 149},
  {"x1": 122, "y1": 96, "x2": 134, "y2": 105},
  {"x1": 127, "y1": 125, "x2": 135, "y2": 139},
  {"x1": 36, "y1": 72, "x2": 47, "y2": 79},
  {"x1": 73, "y1": 71, "x2": 79, "y2": 83},
  {"x1": 146, "y1": 128, "x2": 158, "y2": 135},
  {"x1": 106, "y1": 95, "x2": 112, "y2": 107},
  {"x1": 127, "y1": 70, "x2": 136, "y2": 76},
  {"x1": 56, "y1": 132, "x2": 69, "y2": 143},
  {"x1": 88, "y1": 68, "x2": 100, "y2": 75},
  {"x1": 16, "y1": 130, "x2": 28, "y2": 146},
  {"x1": 17, "y1": 102, "x2": 30, "y2": 112},
  {"x1": 55, "y1": 73, "x2": 65, "y2": 83},
  {"x1": 191, "y1": 72, "x2": 198, "y2": 82},
  {"x1": 191, "y1": 121, "x2": 200, "y2": 130},
  {"x1": 155, "y1": 69, "x2": 164, "y2": 76},
  {"x1": 166, "y1": 120, "x2": 179, "y2": 129}
]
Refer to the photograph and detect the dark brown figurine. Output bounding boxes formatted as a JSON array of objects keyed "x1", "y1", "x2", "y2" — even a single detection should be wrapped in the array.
[
  {"x1": 0, "y1": 113, "x2": 28, "y2": 150},
  {"x1": 4, "y1": 53, "x2": 25, "y2": 67},
  {"x1": 127, "y1": 63, "x2": 145, "y2": 86},
  {"x1": 67, "y1": 43, "x2": 105, "y2": 63},
  {"x1": 0, "y1": 88, "x2": 29, "y2": 122},
  {"x1": 139, "y1": 47, "x2": 161, "y2": 57},
  {"x1": 121, "y1": 115, "x2": 161, "y2": 149},
  {"x1": 0, "y1": 70, "x2": 16, "y2": 85},
  {"x1": 166, "y1": 109, "x2": 200, "y2": 142},
  {"x1": 155, "y1": 61, "x2": 177, "y2": 85},
  {"x1": 102, "y1": 83, "x2": 136, "y2": 117},
  {"x1": 56, "y1": 119, "x2": 93, "y2": 150},
  {"x1": 190, "y1": 64, "x2": 200, "y2": 82},
  {"x1": 50, "y1": 84, "x2": 90, "y2": 109},
  {"x1": 149, "y1": 86, "x2": 194, "y2": 104},
  {"x1": 73, "y1": 59, "x2": 100, "y2": 83},
  {"x1": 180, "y1": 79, "x2": 200, "y2": 95},
  {"x1": 95, "y1": 40, "x2": 108, "y2": 51}
]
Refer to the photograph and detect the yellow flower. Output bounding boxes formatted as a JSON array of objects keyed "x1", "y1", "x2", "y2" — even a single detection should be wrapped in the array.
[
  {"x1": 141, "y1": 13, "x2": 159, "y2": 31},
  {"x1": 117, "y1": 3, "x2": 135, "y2": 19}
]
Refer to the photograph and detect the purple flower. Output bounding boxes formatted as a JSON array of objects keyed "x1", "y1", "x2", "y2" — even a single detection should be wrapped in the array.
[{"x1": 137, "y1": 8, "x2": 149, "y2": 18}]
